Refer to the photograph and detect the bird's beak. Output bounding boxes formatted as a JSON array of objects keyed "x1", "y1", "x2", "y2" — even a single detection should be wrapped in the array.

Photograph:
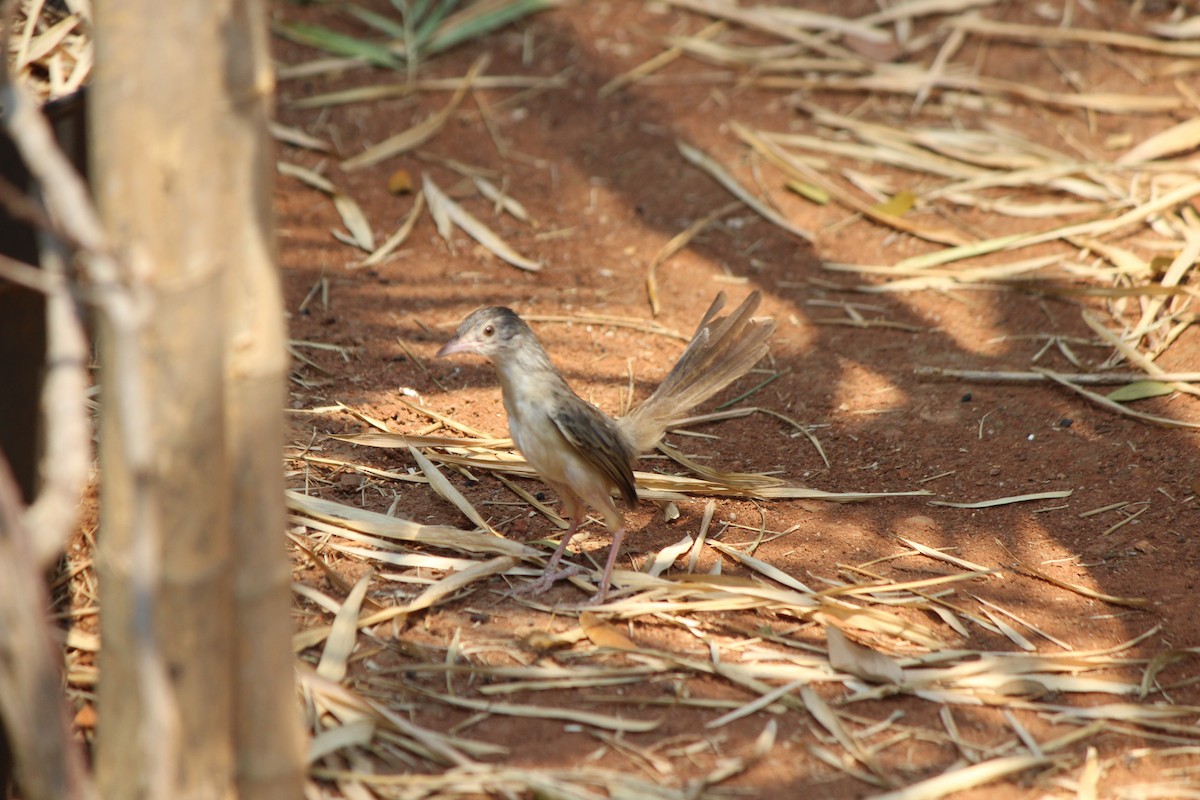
[{"x1": 435, "y1": 336, "x2": 474, "y2": 358}]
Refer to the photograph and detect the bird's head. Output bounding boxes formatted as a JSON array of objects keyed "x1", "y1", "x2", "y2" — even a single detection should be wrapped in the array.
[{"x1": 436, "y1": 306, "x2": 530, "y2": 363}]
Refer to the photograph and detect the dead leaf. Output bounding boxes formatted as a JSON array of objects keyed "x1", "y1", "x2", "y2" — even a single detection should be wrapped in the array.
[{"x1": 580, "y1": 610, "x2": 639, "y2": 651}]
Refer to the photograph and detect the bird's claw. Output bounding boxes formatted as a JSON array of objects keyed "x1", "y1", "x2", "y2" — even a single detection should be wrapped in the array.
[{"x1": 515, "y1": 564, "x2": 588, "y2": 597}]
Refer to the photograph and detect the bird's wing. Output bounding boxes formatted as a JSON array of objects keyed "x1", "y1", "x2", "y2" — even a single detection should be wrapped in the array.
[{"x1": 550, "y1": 400, "x2": 639, "y2": 506}]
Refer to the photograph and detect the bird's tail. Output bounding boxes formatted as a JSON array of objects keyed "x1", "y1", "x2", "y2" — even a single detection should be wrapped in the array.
[{"x1": 618, "y1": 291, "x2": 774, "y2": 453}]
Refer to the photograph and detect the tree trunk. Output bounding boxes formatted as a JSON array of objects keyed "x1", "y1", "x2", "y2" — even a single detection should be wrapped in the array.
[
  {"x1": 91, "y1": 1, "x2": 303, "y2": 797},
  {"x1": 222, "y1": 4, "x2": 308, "y2": 798}
]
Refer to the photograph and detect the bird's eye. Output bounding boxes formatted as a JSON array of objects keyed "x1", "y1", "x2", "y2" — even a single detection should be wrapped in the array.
[{"x1": 482, "y1": 324, "x2": 495, "y2": 337}]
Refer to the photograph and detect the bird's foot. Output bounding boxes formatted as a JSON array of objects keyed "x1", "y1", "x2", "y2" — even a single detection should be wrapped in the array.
[{"x1": 515, "y1": 564, "x2": 588, "y2": 597}]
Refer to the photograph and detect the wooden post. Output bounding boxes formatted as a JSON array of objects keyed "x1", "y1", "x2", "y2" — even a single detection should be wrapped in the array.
[{"x1": 91, "y1": 1, "x2": 303, "y2": 797}]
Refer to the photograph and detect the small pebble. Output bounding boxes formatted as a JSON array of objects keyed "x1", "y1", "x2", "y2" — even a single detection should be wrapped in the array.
[
  {"x1": 1060, "y1": 418, "x2": 1073, "y2": 428},
  {"x1": 895, "y1": 515, "x2": 938, "y2": 537},
  {"x1": 960, "y1": 392, "x2": 973, "y2": 403}
]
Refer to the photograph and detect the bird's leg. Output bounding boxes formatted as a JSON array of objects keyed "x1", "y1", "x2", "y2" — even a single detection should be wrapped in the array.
[
  {"x1": 593, "y1": 526, "x2": 626, "y2": 605},
  {"x1": 518, "y1": 495, "x2": 587, "y2": 596}
]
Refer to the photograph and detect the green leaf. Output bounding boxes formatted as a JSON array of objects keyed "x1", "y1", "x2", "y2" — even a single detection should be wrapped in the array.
[
  {"x1": 873, "y1": 189, "x2": 916, "y2": 217},
  {"x1": 425, "y1": 0, "x2": 557, "y2": 55},
  {"x1": 274, "y1": 22, "x2": 402, "y2": 69},
  {"x1": 785, "y1": 179, "x2": 830, "y2": 205},
  {"x1": 413, "y1": 0, "x2": 462, "y2": 47},
  {"x1": 345, "y1": 4, "x2": 406, "y2": 38},
  {"x1": 1106, "y1": 380, "x2": 1174, "y2": 403}
]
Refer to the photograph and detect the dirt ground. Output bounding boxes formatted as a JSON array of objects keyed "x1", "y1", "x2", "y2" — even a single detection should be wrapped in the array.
[{"x1": 269, "y1": 1, "x2": 1200, "y2": 797}]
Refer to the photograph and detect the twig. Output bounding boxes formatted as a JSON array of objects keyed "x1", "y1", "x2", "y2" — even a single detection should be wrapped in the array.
[{"x1": 915, "y1": 366, "x2": 1200, "y2": 385}]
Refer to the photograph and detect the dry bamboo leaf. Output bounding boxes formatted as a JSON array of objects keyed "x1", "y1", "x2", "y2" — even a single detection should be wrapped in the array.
[
  {"x1": 278, "y1": 160, "x2": 335, "y2": 193},
  {"x1": 298, "y1": 666, "x2": 476, "y2": 766},
  {"x1": 332, "y1": 192, "x2": 375, "y2": 251},
  {"x1": 702, "y1": 720, "x2": 777, "y2": 786},
  {"x1": 767, "y1": 7, "x2": 890, "y2": 42},
  {"x1": 394, "y1": 556, "x2": 518, "y2": 615},
  {"x1": 289, "y1": 73, "x2": 567, "y2": 109},
  {"x1": 426, "y1": 175, "x2": 454, "y2": 242},
  {"x1": 646, "y1": 534, "x2": 694, "y2": 577},
  {"x1": 1043, "y1": 702, "x2": 1200, "y2": 725},
  {"x1": 359, "y1": 190, "x2": 425, "y2": 267},
  {"x1": 1077, "y1": 746, "x2": 1101, "y2": 800},
  {"x1": 524, "y1": 311, "x2": 688, "y2": 341},
  {"x1": 687, "y1": 499, "x2": 716, "y2": 573},
  {"x1": 1009, "y1": 561, "x2": 1151, "y2": 609},
  {"x1": 1126, "y1": 231, "x2": 1200, "y2": 356},
  {"x1": 333, "y1": 431, "x2": 513, "y2": 450},
  {"x1": 1036, "y1": 369, "x2": 1200, "y2": 430},
  {"x1": 419, "y1": 689, "x2": 663, "y2": 733},
  {"x1": 665, "y1": 0, "x2": 864, "y2": 61},
  {"x1": 269, "y1": 121, "x2": 333, "y2": 153},
  {"x1": 815, "y1": 604, "x2": 945, "y2": 649},
  {"x1": 493, "y1": 472, "x2": 569, "y2": 529},
  {"x1": 600, "y1": 19, "x2": 726, "y2": 98},
  {"x1": 1003, "y1": 709, "x2": 1042, "y2": 756},
  {"x1": 1119, "y1": 117, "x2": 1200, "y2": 164},
  {"x1": 1139, "y1": 649, "x2": 1191, "y2": 700},
  {"x1": 971, "y1": 595, "x2": 1072, "y2": 651},
  {"x1": 285, "y1": 491, "x2": 536, "y2": 558},
  {"x1": 336, "y1": 401, "x2": 392, "y2": 432},
  {"x1": 408, "y1": 444, "x2": 493, "y2": 532},
  {"x1": 955, "y1": 15, "x2": 1200, "y2": 57},
  {"x1": 705, "y1": 679, "x2": 804, "y2": 729},
  {"x1": 676, "y1": 139, "x2": 814, "y2": 242},
  {"x1": 579, "y1": 610, "x2": 639, "y2": 651},
  {"x1": 754, "y1": 485, "x2": 930, "y2": 501},
  {"x1": 277, "y1": 162, "x2": 374, "y2": 250},
  {"x1": 873, "y1": 754, "x2": 1054, "y2": 800},
  {"x1": 471, "y1": 175, "x2": 530, "y2": 222},
  {"x1": 298, "y1": 556, "x2": 522, "y2": 652},
  {"x1": 914, "y1": 367, "x2": 1200, "y2": 385},
  {"x1": 752, "y1": 70, "x2": 1184, "y2": 113},
  {"x1": 657, "y1": 440, "x2": 783, "y2": 492},
  {"x1": 646, "y1": 200, "x2": 743, "y2": 315},
  {"x1": 423, "y1": 174, "x2": 543, "y2": 271},
  {"x1": 800, "y1": 686, "x2": 894, "y2": 785},
  {"x1": 856, "y1": 0, "x2": 998, "y2": 26},
  {"x1": 289, "y1": 533, "x2": 370, "y2": 600},
  {"x1": 1149, "y1": 16, "x2": 1200, "y2": 39},
  {"x1": 826, "y1": 626, "x2": 904, "y2": 685},
  {"x1": 19, "y1": 12, "x2": 79, "y2": 69},
  {"x1": 317, "y1": 571, "x2": 372, "y2": 683},
  {"x1": 308, "y1": 719, "x2": 377, "y2": 764},
  {"x1": 980, "y1": 607, "x2": 1035, "y2": 652},
  {"x1": 342, "y1": 54, "x2": 488, "y2": 170},
  {"x1": 734, "y1": 124, "x2": 968, "y2": 245},
  {"x1": 929, "y1": 489, "x2": 1072, "y2": 509},
  {"x1": 896, "y1": 537, "x2": 992, "y2": 574},
  {"x1": 322, "y1": 542, "x2": 479, "y2": 572},
  {"x1": 819, "y1": 570, "x2": 990, "y2": 599},
  {"x1": 707, "y1": 539, "x2": 814, "y2": 593}
]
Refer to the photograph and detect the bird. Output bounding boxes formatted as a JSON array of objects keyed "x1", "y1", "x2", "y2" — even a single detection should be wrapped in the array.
[{"x1": 436, "y1": 291, "x2": 774, "y2": 603}]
